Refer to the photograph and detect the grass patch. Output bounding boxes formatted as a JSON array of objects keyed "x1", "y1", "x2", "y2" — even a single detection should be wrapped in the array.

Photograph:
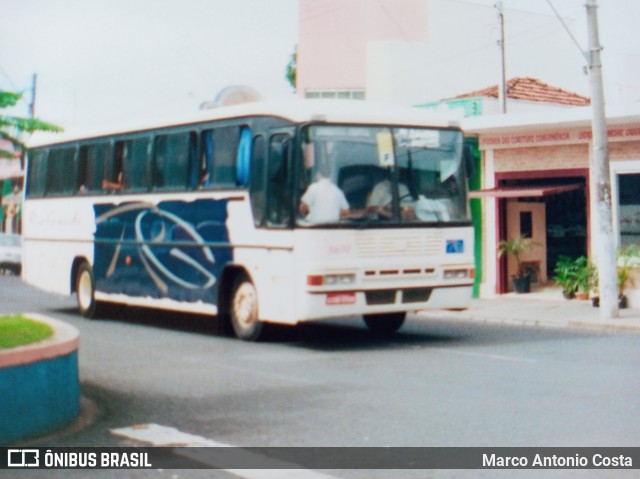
[{"x1": 0, "y1": 315, "x2": 54, "y2": 350}]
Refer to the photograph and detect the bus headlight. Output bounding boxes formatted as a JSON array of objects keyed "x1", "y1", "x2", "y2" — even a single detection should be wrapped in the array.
[{"x1": 443, "y1": 268, "x2": 474, "y2": 280}]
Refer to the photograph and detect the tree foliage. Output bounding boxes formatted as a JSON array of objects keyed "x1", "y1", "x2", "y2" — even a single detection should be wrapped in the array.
[
  {"x1": 0, "y1": 90, "x2": 63, "y2": 159},
  {"x1": 497, "y1": 235, "x2": 539, "y2": 277},
  {"x1": 285, "y1": 46, "x2": 297, "y2": 92}
]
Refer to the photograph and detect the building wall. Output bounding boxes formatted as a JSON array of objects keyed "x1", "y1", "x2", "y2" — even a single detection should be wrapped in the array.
[
  {"x1": 297, "y1": 0, "x2": 594, "y2": 106},
  {"x1": 611, "y1": 141, "x2": 640, "y2": 161},
  {"x1": 492, "y1": 139, "x2": 640, "y2": 174},
  {"x1": 494, "y1": 144, "x2": 589, "y2": 173},
  {"x1": 297, "y1": 0, "x2": 428, "y2": 98},
  {"x1": 476, "y1": 121, "x2": 640, "y2": 302}
]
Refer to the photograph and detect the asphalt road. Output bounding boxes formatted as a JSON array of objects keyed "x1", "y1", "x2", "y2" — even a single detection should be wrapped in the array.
[{"x1": 2, "y1": 274, "x2": 639, "y2": 479}]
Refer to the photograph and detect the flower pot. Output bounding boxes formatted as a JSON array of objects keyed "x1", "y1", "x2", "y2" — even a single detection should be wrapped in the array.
[
  {"x1": 620, "y1": 295, "x2": 628, "y2": 309},
  {"x1": 591, "y1": 295, "x2": 627, "y2": 309},
  {"x1": 511, "y1": 275, "x2": 531, "y2": 294}
]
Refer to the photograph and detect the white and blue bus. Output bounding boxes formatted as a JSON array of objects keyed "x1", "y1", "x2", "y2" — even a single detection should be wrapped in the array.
[{"x1": 23, "y1": 100, "x2": 474, "y2": 340}]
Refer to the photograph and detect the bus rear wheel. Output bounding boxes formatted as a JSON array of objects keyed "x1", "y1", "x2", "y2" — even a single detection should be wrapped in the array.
[
  {"x1": 75, "y1": 262, "x2": 100, "y2": 318},
  {"x1": 363, "y1": 312, "x2": 406, "y2": 336},
  {"x1": 230, "y1": 276, "x2": 264, "y2": 341}
]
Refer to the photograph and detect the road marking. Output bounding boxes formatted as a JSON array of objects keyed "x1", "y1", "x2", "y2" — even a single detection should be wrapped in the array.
[
  {"x1": 111, "y1": 423, "x2": 223, "y2": 447},
  {"x1": 110, "y1": 423, "x2": 341, "y2": 479},
  {"x1": 434, "y1": 347, "x2": 537, "y2": 363}
]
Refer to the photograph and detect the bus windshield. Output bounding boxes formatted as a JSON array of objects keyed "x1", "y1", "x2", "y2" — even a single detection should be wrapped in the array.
[{"x1": 297, "y1": 125, "x2": 468, "y2": 226}]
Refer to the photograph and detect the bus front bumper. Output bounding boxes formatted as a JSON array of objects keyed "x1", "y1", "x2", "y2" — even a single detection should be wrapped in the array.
[{"x1": 296, "y1": 284, "x2": 474, "y2": 322}]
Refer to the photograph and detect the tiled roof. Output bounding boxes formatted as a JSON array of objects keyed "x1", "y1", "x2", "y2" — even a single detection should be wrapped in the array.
[{"x1": 450, "y1": 77, "x2": 590, "y2": 106}]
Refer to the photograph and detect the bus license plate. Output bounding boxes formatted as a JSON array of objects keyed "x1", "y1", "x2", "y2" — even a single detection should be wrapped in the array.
[{"x1": 326, "y1": 292, "x2": 356, "y2": 305}]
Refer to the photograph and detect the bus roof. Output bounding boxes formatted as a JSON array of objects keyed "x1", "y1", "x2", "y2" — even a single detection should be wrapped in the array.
[{"x1": 28, "y1": 99, "x2": 461, "y2": 148}]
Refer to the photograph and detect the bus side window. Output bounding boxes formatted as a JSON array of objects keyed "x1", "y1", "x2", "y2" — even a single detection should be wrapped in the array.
[
  {"x1": 46, "y1": 146, "x2": 78, "y2": 196},
  {"x1": 198, "y1": 127, "x2": 242, "y2": 189},
  {"x1": 126, "y1": 138, "x2": 152, "y2": 192},
  {"x1": 197, "y1": 130, "x2": 215, "y2": 189},
  {"x1": 26, "y1": 149, "x2": 48, "y2": 198},
  {"x1": 266, "y1": 133, "x2": 291, "y2": 226},
  {"x1": 236, "y1": 127, "x2": 252, "y2": 187},
  {"x1": 79, "y1": 142, "x2": 110, "y2": 193},
  {"x1": 213, "y1": 126, "x2": 241, "y2": 187},
  {"x1": 154, "y1": 132, "x2": 195, "y2": 190},
  {"x1": 249, "y1": 135, "x2": 266, "y2": 226},
  {"x1": 105, "y1": 138, "x2": 151, "y2": 192},
  {"x1": 103, "y1": 141, "x2": 125, "y2": 191}
]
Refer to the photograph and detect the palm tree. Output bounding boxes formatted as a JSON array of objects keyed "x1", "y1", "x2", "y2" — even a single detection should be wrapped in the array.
[
  {"x1": 497, "y1": 235, "x2": 540, "y2": 293},
  {"x1": 497, "y1": 235, "x2": 537, "y2": 278},
  {"x1": 1, "y1": 91, "x2": 62, "y2": 160}
]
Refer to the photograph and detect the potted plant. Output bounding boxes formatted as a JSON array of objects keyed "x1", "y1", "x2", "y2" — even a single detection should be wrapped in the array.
[
  {"x1": 573, "y1": 256, "x2": 596, "y2": 300},
  {"x1": 554, "y1": 255, "x2": 579, "y2": 299},
  {"x1": 592, "y1": 246, "x2": 638, "y2": 308},
  {"x1": 497, "y1": 235, "x2": 538, "y2": 294},
  {"x1": 617, "y1": 258, "x2": 631, "y2": 309}
]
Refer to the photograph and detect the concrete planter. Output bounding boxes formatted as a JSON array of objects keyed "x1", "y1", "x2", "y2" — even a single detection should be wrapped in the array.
[{"x1": 0, "y1": 314, "x2": 80, "y2": 444}]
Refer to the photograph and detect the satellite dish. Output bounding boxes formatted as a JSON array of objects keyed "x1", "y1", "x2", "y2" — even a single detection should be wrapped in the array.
[{"x1": 200, "y1": 85, "x2": 263, "y2": 109}]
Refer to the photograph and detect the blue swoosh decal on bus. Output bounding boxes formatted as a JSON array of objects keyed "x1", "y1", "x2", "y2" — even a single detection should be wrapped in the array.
[{"x1": 93, "y1": 199, "x2": 232, "y2": 304}]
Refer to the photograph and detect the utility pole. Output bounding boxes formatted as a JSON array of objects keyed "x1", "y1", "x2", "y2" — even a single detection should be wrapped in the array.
[
  {"x1": 585, "y1": 0, "x2": 618, "y2": 319},
  {"x1": 29, "y1": 73, "x2": 37, "y2": 118},
  {"x1": 496, "y1": 1, "x2": 507, "y2": 113}
]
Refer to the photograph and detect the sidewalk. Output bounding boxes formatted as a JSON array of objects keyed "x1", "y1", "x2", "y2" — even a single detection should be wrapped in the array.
[{"x1": 421, "y1": 286, "x2": 640, "y2": 333}]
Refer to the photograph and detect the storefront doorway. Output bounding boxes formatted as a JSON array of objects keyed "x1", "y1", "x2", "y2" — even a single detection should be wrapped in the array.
[{"x1": 496, "y1": 174, "x2": 588, "y2": 292}]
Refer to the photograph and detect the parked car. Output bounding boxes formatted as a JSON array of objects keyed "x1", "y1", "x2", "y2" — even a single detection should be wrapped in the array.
[{"x1": 0, "y1": 233, "x2": 22, "y2": 275}]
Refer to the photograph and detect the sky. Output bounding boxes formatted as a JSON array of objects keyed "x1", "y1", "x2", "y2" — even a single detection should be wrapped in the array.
[
  {"x1": 1, "y1": 0, "x2": 638, "y2": 132},
  {"x1": 1, "y1": 0, "x2": 300, "y2": 130}
]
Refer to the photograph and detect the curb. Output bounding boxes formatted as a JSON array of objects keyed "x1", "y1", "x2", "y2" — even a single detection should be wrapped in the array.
[
  {"x1": 17, "y1": 396, "x2": 99, "y2": 446},
  {"x1": 0, "y1": 314, "x2": 81, "y2": 445},
  {"x1": 418, "y1": 302, "x2": 640, "y2": 333}
]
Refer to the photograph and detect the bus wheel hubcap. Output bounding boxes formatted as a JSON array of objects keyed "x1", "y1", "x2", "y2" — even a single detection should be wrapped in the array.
[
  {"x1": 78, "y1": 271, "x2": 93, "y2": 310},
  {"x1": 234, "y1": 282, "x2": 257, "y2": 329}
]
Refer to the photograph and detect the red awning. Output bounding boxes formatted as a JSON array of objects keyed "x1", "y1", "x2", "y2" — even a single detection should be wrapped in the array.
[{"x1": 468, "y1": 184, "x2": 583, "y2": 199}]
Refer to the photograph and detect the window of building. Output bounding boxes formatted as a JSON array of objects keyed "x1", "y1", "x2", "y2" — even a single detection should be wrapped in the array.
[
  {"x1": 618, "y1": 172, "x2": 640, "y2": 248},
  {"x1": 304, "y1": 89, "x2": 366, "y2": 100}
]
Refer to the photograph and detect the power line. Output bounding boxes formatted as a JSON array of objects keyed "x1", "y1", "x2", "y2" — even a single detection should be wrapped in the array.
[
  {"x1": 442, "y1": 0, "x2": 576, "y2": 18},
  {"x1": 0, "y1": 65, "x2": 18, "y2": 91},
  {"x1": 544, "y1": 0, "x2": 589, "y2": 63}
]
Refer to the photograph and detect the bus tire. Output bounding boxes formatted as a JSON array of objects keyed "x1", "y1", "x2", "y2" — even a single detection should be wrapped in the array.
[
  {"x1": 363, "y1": 312, "x2": 406, "y2": 336},
  {"x1": 230, "y1": 275, "x2": 263, "y2": 341},
  {"x1": 75, "y1": 262, "x2": 100, "y2": 318}
]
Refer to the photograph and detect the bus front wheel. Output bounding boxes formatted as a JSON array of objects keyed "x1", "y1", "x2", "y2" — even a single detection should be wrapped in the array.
[
  {"x1": 230, "y1": 276, "x2": 263, "y2": 341},
  {"x1": 363, "y1": 312, "x2": 406, "y2": 336},
  {"x1": 75, "y1": 263, "x2": 100, "y2": 318}
]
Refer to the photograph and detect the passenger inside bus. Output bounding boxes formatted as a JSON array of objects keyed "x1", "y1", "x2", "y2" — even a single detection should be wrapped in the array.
[
  {"x1": 367, "y1": 176, "x2": 411, "y2": 220},
  {"x1": 102, "y1": 143, "x2": 125, "y2": 190},
  {"x1": 102, "y1": 171, "x2": 123, "y2": 190}
]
